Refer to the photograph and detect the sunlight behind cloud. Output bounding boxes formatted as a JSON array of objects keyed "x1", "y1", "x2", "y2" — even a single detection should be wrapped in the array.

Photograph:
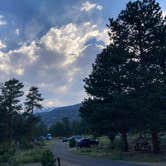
[{"x1": 41, "y1": 22, "x2": 108, "y2": 66}]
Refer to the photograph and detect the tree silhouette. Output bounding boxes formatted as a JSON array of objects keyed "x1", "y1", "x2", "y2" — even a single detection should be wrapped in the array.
[{"x1": 1, "y1": 78, "x2": 24, "y2": 144}]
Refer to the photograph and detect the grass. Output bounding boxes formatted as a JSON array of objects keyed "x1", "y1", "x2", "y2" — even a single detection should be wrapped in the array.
[
  {"x1": 15, "y1": 147, "x2": 45, "y2": 164},
  {"x1": 15, "y1": 140, "x2": 55, "y2": 164},
  {"x1": 0, "y1": 140, "x2": 55, "y2": 165},
  {"x1": 76, "y1": 136, "x2": 166, "y2": 162}
]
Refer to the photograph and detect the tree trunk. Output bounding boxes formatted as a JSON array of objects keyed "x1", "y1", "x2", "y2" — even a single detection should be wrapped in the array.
[
  {"x1": 121, "y1": 132, "x2": 129, "y2": 152},
  {"x1": 151, "y1": 131, "x2": 160, "y2": 153},
  {"x1": 107, "y1": 132, "x2": 116, "y2": 149}
]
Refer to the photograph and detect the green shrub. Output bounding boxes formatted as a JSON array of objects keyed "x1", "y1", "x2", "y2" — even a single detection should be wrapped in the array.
[
  {"x1": 41, "y1": 150, "x2": 56, "y2": 166},
  {"x1": 16, "y1": 148, "x2": 44, "y2": 163},
  {"x1": 8, "y1": 157, "x2": 21, "y2": 166},
  {"x1": 19, "y1": 139, "x2": 33, "y2": 149},
  {"x1": 0, "y1": 144, "x2": 16, "y2": 162}
]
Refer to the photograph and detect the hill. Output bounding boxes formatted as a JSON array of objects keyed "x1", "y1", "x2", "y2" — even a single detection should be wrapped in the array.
[{"x1": 37, "y1": 104, "x2": 81, "y2": 127}]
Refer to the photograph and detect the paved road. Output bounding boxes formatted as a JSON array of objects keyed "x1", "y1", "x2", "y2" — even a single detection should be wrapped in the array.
[{"x1": 51, "y1": 140, "x2": 149, "y2": 166}]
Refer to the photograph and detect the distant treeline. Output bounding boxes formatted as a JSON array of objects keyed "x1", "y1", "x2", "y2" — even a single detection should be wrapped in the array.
[
  {"x1": 0, "y1": 78, "x2": 47, "y2": 147},
  {"x1": 49, "y1": 117, "x2": 88, "y2": 137}
]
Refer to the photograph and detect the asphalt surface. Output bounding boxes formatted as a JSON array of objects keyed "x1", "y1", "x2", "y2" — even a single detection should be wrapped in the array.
[{"x1": 51, "y1": 140, "x2": 149, "y2": 166}]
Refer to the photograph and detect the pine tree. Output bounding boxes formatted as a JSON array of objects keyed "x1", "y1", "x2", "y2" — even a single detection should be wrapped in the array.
[
  {"x1": 81, "y1": 0, "x2": 166, "y2": 153},
  {"x1": 81, "y1": 46, "x2": 136, "y2": 151},
  {"x1": 1, "y1": 78, "x2": 24, "y2": 144},
  {"x1": 25, "y1": 86, "x2": 43, "y2": 114},
  {"x1": 24, "y1": 86, "x2": 43, "y2": 141},
  {"x1": 107, "y1": 0, "x2": 166, "y2": 153}
]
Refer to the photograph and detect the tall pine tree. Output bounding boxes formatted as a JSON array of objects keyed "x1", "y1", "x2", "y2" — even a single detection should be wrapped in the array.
[
  {"x1": 24, "y1": 86, "x2": 43, "y2": 141},
  {"x1": 1, "y1": 78, "x2": 24, "y2": 144},
  {"x1": 107, "y1": 0, "x2": 166, "y2": 153},
  {"x1": 81, "y1": 0, "x2": 166, "y2": 153},
  {"x1": 25, "y1": 86, "x2": 43, "y2": 114}
]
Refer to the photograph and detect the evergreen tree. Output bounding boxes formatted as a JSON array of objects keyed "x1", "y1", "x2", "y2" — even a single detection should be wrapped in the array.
[
  {"x1": 107, "y1": 0, "x2": 166, "y2": 153},
  {"x1": 81, "y1": 0, "x2": 166, "y2": 153},
  {"x1": 25, "y1": 86, "x2": 43, "y2": 114},
  {"x1": 24, "y1": 86, "x2": 43, "y2": 142},
  {"x1": 81, "y1": 46, "x2": 135, "y2": 151},
  {"x1": 0, "y1": 78, "x2": 24, "y2": 144},
  {"x1": 0, "y1": 102, "x2": 8, "y2": 142}
]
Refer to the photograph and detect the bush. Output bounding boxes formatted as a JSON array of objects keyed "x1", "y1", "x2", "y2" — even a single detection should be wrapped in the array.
[
  {"x1": 8, "y1": 157, "x2": 21, "y2": 166},
  {"x1": 41, "y1": 150, "x2": 56, "y2": 166},
  {"x1": 19, "y1": 139, "x2": 33, "y2": 149},
  {"x1": 16, "y1": 148, "x2": 44, "y2": 163},
  {"x1": 0, "y1": 144, "x2": 16, "y2": 162},
  {"x1": 69, "y1": 138, "x2": 76, "y2": 148}
]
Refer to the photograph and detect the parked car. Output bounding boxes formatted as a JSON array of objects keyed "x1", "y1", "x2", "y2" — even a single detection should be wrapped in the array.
[
  {"x1": 77, "y1": 138, "x2": 99, "y2": 148},
  {"x1": 46, "y1": 133, "x2": 53, "y2": 140},
  {"x1": 90, "y1": 139, "x2": 99, "y2": 146},
  {"x1": 134, "y1": 137, "x2": 151, "y2": 152},
  {"x1": 74, "y1": 135, "x2": 83, "y2": 143},
  {"x1": 37, "y1": 136, "x2": 46, "y2": 141},
  {"x1": 68, "y1": 135, "x2": 83, "y2": 143},
  {"x1": 62, "y1": 137, "x2": 68, "y2": 142}
]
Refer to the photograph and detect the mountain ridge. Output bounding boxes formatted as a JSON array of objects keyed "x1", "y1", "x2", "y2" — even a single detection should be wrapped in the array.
[{"x1": 37, "y1": 103, "x2": 81, "y2": 127}]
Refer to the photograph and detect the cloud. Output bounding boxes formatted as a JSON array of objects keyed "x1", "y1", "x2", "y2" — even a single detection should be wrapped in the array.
[
  {"x1": 15, "y1": 28, "x2": 20, "y2": 36},
  {"x1": 80, "y1": 1, "x2": 103, "y2": 12},
  {"x1": 163, "y1": 10, "x2": 166, "y2": 17},
  {"x1": 96, "y1": 5, "x2": 103, "y2": 11},
  {"x1": 43, "y1": 99, "x2": 63, "y2": 107},
  {"x1": 0, "y1": 15, "x2": 7, "y2": 26},
  {"x1": 41, "y1": 22, "x2": 108, "y2": 66},
  {"x1": 0, "y1": 22, "x2": 109, "y2": 107},
  {"x1": 0, "y1": 40, "x2": 6, "y2": 49}
]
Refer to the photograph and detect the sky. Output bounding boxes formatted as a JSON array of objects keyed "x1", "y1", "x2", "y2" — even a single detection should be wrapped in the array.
[{"x1": 0, "y1": 0, "x2": 165, "y2": 107}]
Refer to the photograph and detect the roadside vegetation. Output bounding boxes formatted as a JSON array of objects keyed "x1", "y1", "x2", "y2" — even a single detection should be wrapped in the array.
[
  {"x1": 0, "y1": 78, "x2": 51, "y2": 165},
  {"x1": 0, "y1": 139, "x2": 55, "y2": 166},
  {"x1": 76, "y1": 136, "x2": 166, "y2": 162}
]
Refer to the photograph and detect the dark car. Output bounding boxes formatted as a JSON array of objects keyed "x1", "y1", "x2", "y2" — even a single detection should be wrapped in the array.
[
  {"x1": 62, "y1": 137, "x2": 68, "y2": 142},
  {"x1": 67, "y1": 135, "x2": 83, "y2": 142},
  {"x1": 37, "y1": 136, "x2": 46, "y2": 141},
  {"x1": 46, "y1": 133, "x2": 52, "y2": 140},
  {"x1": 77, "y1": 138, "x2": 99, "y2": 148},
  {"x1": 90, "y1": 139, "x2": 99, "y2": 146}
]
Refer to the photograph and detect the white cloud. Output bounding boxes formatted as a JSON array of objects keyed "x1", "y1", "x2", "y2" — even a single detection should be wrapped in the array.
[
  {"x1": 0, "y1": 15, "x2": 7, "y2": 26},
  {"x1": 41, "y1": 22, "x2": 108, "y2": 66},
  {"x1": 43, "y1": 99, "x2": 63, "y2": 107},
  {"x1": 0, "y1": 40, "x2": 6, "y2": 49},
  {"x1": 80, "y1": 1, "x2": 103, "y2": 12},
  {"x1": 15, "y1": 28, "x2": 20, "y2": 36},
  {"x1": 163, "y1": 11, "x2": 166, "y2": 17},
  {"x1": 0, "y1": 22, "x2": 109, "y2": 107},
  {"x1": 15, "y1": 68, "x2": 24, "y2": 75},
  {"x1": 96, "y1": 5, "x2": 103, "y2": 11}
]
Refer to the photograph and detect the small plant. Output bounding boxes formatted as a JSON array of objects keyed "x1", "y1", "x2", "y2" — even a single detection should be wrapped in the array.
[
  {"x1": 0, "y1": 144, "x2": 16, "y2": 162},
  {"x1": 41, "y1": 150, "x2": 56, "y2": 166},
  {"x1": 17, "y1": 148, "x2": 45, "y2": 163},
  {"x1": 69, "y1": 138, "x2": 76, "y2": 148},
  {"x1": 8, "y1": 157, "x2": 21, "y2": 166},
  {"x1": 19, "y1": 138, "x2": 33, "y2": 149}
]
